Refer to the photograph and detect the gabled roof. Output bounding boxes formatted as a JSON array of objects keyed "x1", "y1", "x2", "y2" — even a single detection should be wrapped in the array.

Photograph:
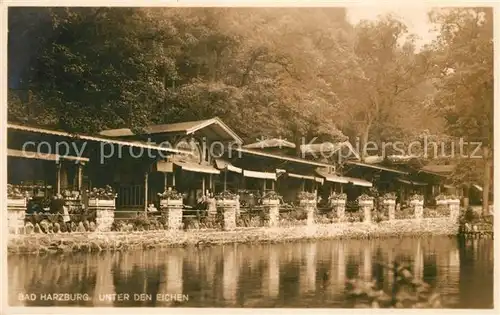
[
  {"x1": 243, "y1": 138, "x2": 296, "y2": 149},
  {"x1": 99, "y1": 117, "x2": 243, "y2": 144}
]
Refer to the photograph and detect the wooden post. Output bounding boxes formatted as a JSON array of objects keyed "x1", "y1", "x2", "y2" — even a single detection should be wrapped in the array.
[
  {"x1": 202, "y1": 175, "x2": 206, "y2": 195},
  {"x1": 172, "y1": 172, "x2": 176, "y2": 187},
  {"x1": 224, "y1": 170, "x2": 227, "y2": 191},
  {"x1": 77, "y1": 162, "x2": 83, "y2": 191},
  {"x1": 56, "y1": 161, "x2": 62, "y2": 194},
  {"x1": 209, "y1": 174, "x2": 213, "y2": 191},
  {"x1": 164, "y1": 173, "x2": 168, "y2": 191},
  {"x1": 271, "y1": 180, "x2": 275, "y2": 191},
  {"x1": 301, "y1": 180, "x2": 305, "y2": 192},
  {"x1": 144, "y1": 172, "x2": 149, "y2": 213},
  {"x1": 262, "y1": 180, "x2": 267, "y2": 193}
]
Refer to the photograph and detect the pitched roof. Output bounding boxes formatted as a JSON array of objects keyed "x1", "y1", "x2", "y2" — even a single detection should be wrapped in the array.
[{"x1": 99, "y1": 117, "x2": 243, "y2": 144}]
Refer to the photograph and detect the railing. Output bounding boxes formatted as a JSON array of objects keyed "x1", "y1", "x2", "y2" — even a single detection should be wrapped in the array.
[{"x1": 117, "y1": 185, "x2": 144, "y2": 207}]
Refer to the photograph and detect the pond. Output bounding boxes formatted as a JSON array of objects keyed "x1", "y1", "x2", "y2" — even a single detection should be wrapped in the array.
[{"x1": 8, "y1": 236, "x2": 493, "y2": 308}]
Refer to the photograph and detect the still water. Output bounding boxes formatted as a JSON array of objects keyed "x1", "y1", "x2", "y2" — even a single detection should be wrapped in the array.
[{"x1": 8, "y1": 236, "x2": 493, "y2": 308}]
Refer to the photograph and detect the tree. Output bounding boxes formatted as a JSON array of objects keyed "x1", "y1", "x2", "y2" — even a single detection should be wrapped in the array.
[
  {"x1": 427, "y1": 7, "x2": 493, "y2": 214},
  {"x1": 335, "y1": 15, "x2": 434, "y2": 159}
]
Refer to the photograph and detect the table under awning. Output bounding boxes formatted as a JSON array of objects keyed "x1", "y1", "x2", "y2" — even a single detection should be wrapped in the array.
[
  {"x1": 397, "y1": 178, "x2": 428, "y2": 186},
  {"x1": 243, "y1": 170, "x2": 277, "y2": 180},
  {"x1": 174, "y1": 161, "x2": 220, "y2": 174},
  {"x1": 214, "y1": 159, "x2": 243, "y2": 173}
]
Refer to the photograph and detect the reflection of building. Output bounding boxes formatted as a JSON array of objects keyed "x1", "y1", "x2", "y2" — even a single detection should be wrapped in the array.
[
  {"x1": 261, "y1": 247, "x2": 280, "y2": 298},
  {"x1": 300, "y1": 243, "x2": 317, "y2": 293},
  {"x1": 362, "y1": 245, "x2": 372, "y2": 282},
  {"x1": 93, "y1": 254, "x2": 114, "y2": 306},
  {"x1": 222, "y1": 247, "x2": 239, "y2": 303},
  {"x1": 166, "y1": 254, "x2": 183, "y2": 295},
  {"x1": 336, "y1": 242, "x2": 346, "y2": 291},
  {"x1": 414, "y1": 239, "x2": 424, "y2": 281}
]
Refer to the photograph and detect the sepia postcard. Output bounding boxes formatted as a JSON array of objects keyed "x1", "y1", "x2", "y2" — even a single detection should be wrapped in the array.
[{"x1": 1, "y1": 0, "x2": 497, "y2": 314}]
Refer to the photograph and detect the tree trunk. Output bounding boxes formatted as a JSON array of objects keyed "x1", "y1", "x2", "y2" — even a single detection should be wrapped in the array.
[{"x1": 482, "y1": 146, "x2": 491, "y2": 216}]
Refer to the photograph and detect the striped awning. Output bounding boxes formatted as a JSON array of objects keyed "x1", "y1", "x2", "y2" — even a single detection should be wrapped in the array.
[
  {"x1": 174, "y1": 161, "x2": 220, "y2": 174},
  {"x1": 8, "y1": 149, "x2": 89, "y2": 162},
  {"x1": 243, "y1": 170, "x2": 277, "y2": 180},
  {"x1": 397, "y1": 178, "x2": 428, "y2": 186},
  {"x1": 214, "y1": 159, "x2": 243, "y2": 173}
]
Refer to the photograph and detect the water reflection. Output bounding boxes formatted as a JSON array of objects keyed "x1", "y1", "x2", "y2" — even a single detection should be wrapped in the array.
[{"x1": 8, "y1": 236, "x2": 493, "y2": 308}]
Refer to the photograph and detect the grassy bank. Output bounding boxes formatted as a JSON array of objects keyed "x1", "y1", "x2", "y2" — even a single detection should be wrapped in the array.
[{"x1": 8, "y1": 218, "x2": 460, "y2": 255}]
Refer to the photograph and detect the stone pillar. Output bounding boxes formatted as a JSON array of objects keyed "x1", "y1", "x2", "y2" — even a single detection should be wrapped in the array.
[
  {"x1": 8, "y1": 198, "x2": 26, "y2": 234},
  {"x1": 262, "y1": 198, "x2": 280, "y2": 227},
  {"x1": 383, "y1": 199, "x2": 396, "y2": 221},
  {"x1": 448, "y1": 199, "x2": 460, "y2": 221},
  {"x1": 410, "y1": 197, "x2": 424, "y2": 219},
  {"x1": 160, "y1": 199, "x2": 183, "y2": 230},
  {"x1": 359, "y1": 198, "x2": 374, "y2": 223},
  {"x1": 300, "y1": 199, "x2": 316, "y2": 226},
  {"x1": 216, "y1": 199, "x2": 237, "y2": 231},
  {"x1": 331, "y1": 198, "x2": 346, "y2": 221},
  {"x1": 88, "y1": 199, "x2": 115, "y2": 232}
]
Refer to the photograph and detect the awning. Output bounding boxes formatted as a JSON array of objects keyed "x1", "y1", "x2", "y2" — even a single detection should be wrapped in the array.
[
  {"x1": 8, "y1": 123, "x2": 189, "y2": 155},
  {"x1": 8, "y1": 149, "x2": 89, "y2": 163},
  {"x1": 243, "y1": 170, "x2": 277, "y2": 180},
  {"x1": 343, "y1": 176, "x2": 373, "y2": 187},
  {"x1": 472, "y1": 184, "x2": 483, "y2": 192},
  {"x1": 316, "y1": 169, "x2": 349, "y2": 184},
  {"x1": 315, "y1": 169, "x2": 372, "y2": 187},
  {"x1": 174, "y1": 161, "x2": 220, "y2": 174},
  {"x1": 214, "y1": 159, "x2": 242, "y2": 173},
  {"x1": 397, "y1": 178, "x2": 428, "y2": 186},
  {"x1": 287, "y1": 173, "x2": 325, "y2": 184}
]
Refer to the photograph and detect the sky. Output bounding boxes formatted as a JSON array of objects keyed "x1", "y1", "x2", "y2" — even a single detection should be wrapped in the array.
[{"x1": 346, "y1": 5, "x2": 439, "y2": 49}]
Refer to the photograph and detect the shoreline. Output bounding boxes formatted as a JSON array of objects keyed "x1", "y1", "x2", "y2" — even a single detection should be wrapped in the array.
[{"x1": 8, "y1": 218, "x2": 462, "y2": 255}]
